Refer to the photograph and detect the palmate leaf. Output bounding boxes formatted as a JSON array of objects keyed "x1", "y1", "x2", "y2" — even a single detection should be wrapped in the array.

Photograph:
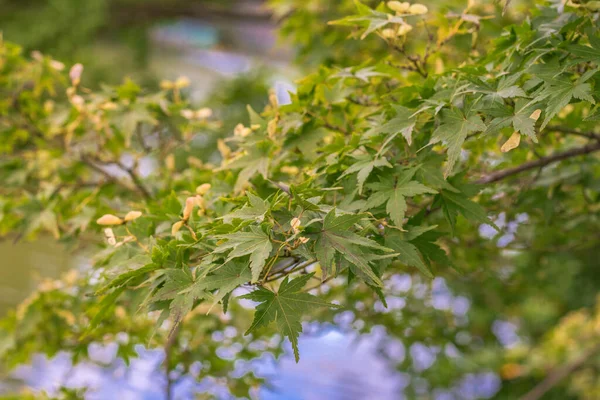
[
  {"x1": 365, "y1": 170, "x2": 437, "y2": 227},
  {"x1": 429, "y1": 108, "x2": 486, "y2": 177},
  {"x1": 439, "y1": 190, "x2": 499, "y2": 236},
  {"x1": 485, "y1": 99, "x2": 539, "y2": 142},
  {"x1": 538, "y1": 71, "x2": 597, "y2": 129},
  {"x1": 364, "y1": 106, "x2": 416, "y2": 145},
  {"x1": 385, "y1": 233, "x2": 433, "y2": 278},
  {"x1": 222, "y1": 192, "x2": 269, "y2": 224},
  {"x1": 240, "y1": 273, "x2": 339, "y2": 362},
  {"x1": 188, "y1": 261, "x2": 252, "y2": 311},
  {"x1": 214, "y1": 226, "x2": 273, "y2": 283},
  {"x1": 313, "y1": 210, "x2": 395, "y2": 286},
  {"x1": 338, "y1": 154, "x2": 392, "y2": 194}
]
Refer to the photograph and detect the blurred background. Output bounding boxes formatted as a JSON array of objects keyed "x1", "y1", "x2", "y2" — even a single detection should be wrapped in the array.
[{"x1": 1, "y1": 0, "x2": 599, "y2": 399}]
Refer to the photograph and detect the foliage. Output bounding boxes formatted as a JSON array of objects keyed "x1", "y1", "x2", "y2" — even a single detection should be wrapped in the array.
[{"x1": 2, "y1": 0, "x2": 600, "y2": 398}]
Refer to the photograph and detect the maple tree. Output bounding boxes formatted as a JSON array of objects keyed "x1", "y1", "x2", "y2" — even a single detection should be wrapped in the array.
[{"x1": 1, "y1": 0, "x2": 600, "y2": 398}]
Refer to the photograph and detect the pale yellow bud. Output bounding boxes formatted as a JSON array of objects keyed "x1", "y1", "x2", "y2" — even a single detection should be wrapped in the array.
[
  {"x1": 175, "y1": 76, "x2": 191, "y2": 88},
  {"x1": 298, "y1": 236, "x2": 310, "y2": 244},
  {"x1": 43, "y1": 100, "x2": 55, "y2": 114},
  {"x1": 388, "y1": 1, "x2": 410, "y2": 13},
  {"x1": 195, "y1": 183, "x2": 212, "y2": 195},
  {"x1": 381, "y1": 28, "x2": 397, "y2": 39},
  {"x1": 183, "y1": 197, "x2": 196, "y2": 221},
  {"x1": 269, "y1": 93, "x2": 278, "y2": 108},
  {"x1": 408, "y1": 4, "x2": 428, "y2": 15},
  {"x1": 217, "y1": 139, "x2": 231, "y2": 159},
  {"x1": 196, "y1": 107, "x2": 212, "y2": 119},
  {"x1": 50, "y1": 60, "x2": 65, "y2": 71},
  {"x1": 250, "y1": 124, "x2": 261, "y2": 130},
  {"x1": 171, "y1": 220, "x2": 184, "y2": 236},
  {"x1": 180, "y1": 109, "x2": 195, "y2": 119},
  {"x1": 124, "y1": 211, "x2": 142, "y2": 222},
  {"x1": 104, "y1": 228, "x2": 115, "y2": 239},
  {"x1": 101, "y1": 102, "x2": 118, "y2": 111},
  {"x1": 187, "y1": 156, "x2": 204, "y2": 169},
  {"x1": 69, "y1": 63, "x2": 84, "y2": 86},
  {"x1": 194, "y1": 195, "x2": 206, "y2": 209},
  {"x1": 397, "y1": 24, "x2": 413, "y2": 36},
  {"x1": 267, "y1": 119, "x2": 277, "y2": 138},
  {"x1": 281, "y1": 166, "x2": 300, "y2": 175},
  {"x1": 290, "y1": 217, "x2": 301, "y2": 233},
  {"x1": 31, "y1": 51, "x2": 43, "y2": 61},
  {"x1": 165, "y1": 154, "x2": 175, "y2": 171},
  {"x1": 160, "y1": 80, "x2": 174, "y2": 90},
  {"x1": 97, "y1": 214, "x2": 123, "y2": 226},
  {"x1": 70, "y1": 95, "x2": 85, "y2": 110},
  {"x1": 529, "y1": 109, "x2": 542, "y2": 121}
]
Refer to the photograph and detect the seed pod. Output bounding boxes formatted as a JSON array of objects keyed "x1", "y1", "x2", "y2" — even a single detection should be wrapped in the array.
[
  {"x1": 124, "y1": 211, "x2": 142, "y2": 222},
  {"x1": 171, "y1": 220, "x2": 184, "y2": 236},
  {"x1": 97, "y1": 214, "x2": 123, "y2": 226},
  {"x1": 408, "y1": 4, "x2": 428, "y2": 14}
]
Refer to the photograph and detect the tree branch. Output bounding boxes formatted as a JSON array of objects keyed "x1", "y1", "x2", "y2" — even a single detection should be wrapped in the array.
[
  {"x1": 477, "y1": 141, "x2": 600, "y2": 184},
  {"x1": 520, "y1": 343, "x2": 600, "y2": 400}
]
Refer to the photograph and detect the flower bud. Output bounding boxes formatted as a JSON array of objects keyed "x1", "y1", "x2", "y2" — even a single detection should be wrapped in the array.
[
  {"x1": 175, "y1": 76, "x2": 191, "y2": 88},
  {"x1": 281, "y1": 166, "x2": 300, "y2": 175},
  {"x1": 388, "y1": 1, "x2": 410, "y2": 13},
  {"x1": 183, "y1": 197, "x2": 196, "y2": 221},
  {"x1": 97, "y1": 214, "x2": 123, "y2": 226},
  {"x1": 180, "y1": 109, "x2": 195, "y2": 119},
  {"x1": 69, "y1": 63, "x2": 84, "y2": 86},
  {"x1": 124, "y1": 211, "x2": 142, "y2": 222},
  {"x1": 397, "y1": 24, "x2": 413, "y2": 36},
  {"x1": 290, "y1": 217, "x2": 301, "y2": 233},
  {"x1": 381, "y1": 28, "x2": 397, "y2": 39},
  {"x1": 196, "y1": 108, "x2": 212, "y2": 119},
  {"x1": 195, "y1": 183, "x2": 212, "y2": 195},
  {"x1": 408, "y1": 4, "x2": 428, "y2": 15},
  {"x1": 160, "y1": 80, "x2": 174, "y2": 90},
  {"x1": 171, "y1": 220, "x2": 184, "y2": 236}
]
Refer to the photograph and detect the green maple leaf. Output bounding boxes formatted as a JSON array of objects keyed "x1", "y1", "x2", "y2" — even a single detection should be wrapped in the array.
[
  {"x1": 365, "y1": 106, "x2": 417, "y2": 145},
  {"x1": 313, "y1": 210, "x2": 395, "y2": 286},
  {"x1": 188, "y1": 261, "x2": 252, "y2": 311},
  {"x1": 338, "y1": 154, "x2": 391, "y2": 194},
  {"x1": 364, "y1": 170, "x2": 437, "y2": 227},
  {"x1": 214, "y1": 226, "x2": 273, "y2": 283},
  {"x1": 539, "y1": 72, "x2": 597, "y2": 129},
  {"x1": 240, "y1": 273, "x2": 339, "y2": 362},
  {"x1": 429, "y1": 108, "x2": 486, "y2": 177},
  {"x1": 439, "y1": 189, "x2": 499, "y2": 236},
  {"x1": 385, "y1": 232, "x2": 433, "y2": 278},
  {"x1": 222, "y1": 193, "x2": 269, "y2": 224},
  {"x1": 485, "y1": 99, "x2": 539, "y2": 142}
]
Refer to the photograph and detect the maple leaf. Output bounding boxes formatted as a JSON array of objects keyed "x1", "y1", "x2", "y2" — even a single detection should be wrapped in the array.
[
  {"x1": 240, "y1": 273, "x2": 339, "y2": 362},
  {"x1": 365, "y1": 106, "x2": 417, "y2": 145},
  {"x1": 364, "y1": 169, "x2": 437, "y2": 227},
  {"x1": 429, "y1": 108, "x2": 486, "y2": 177},
  {"x1": 338, "y1": 154, "x2": 391, "y2": 194},
  {"x1": 438, "y1": 190, "x2": 499, "y2": 236},
  {"x1": 538, "y1": 71, "x2": 597, "y2": 129},
  {"x1": 214, "y1": 226, "x2": 273, "y2": 283},
  {"x1": 313, "y1": 210, "x2": 395, "y2": 286},
  {"x1": 188, "y1": 261, "x2": 252, "y2": 311},
  {"x1": 222, "y1": 193, "x2": 269, "y2": 224}
]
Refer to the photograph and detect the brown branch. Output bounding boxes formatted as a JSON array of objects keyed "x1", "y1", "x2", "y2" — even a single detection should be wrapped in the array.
[
  {"x1": 477, "y1": 141, "x2": 600, "y2": 184},
  {"x1": 520, "y1": 343, "x2": 600, "y2": 400},
  {"x1": 547, "y1": 125, "x2": 600, "y2": 141}
]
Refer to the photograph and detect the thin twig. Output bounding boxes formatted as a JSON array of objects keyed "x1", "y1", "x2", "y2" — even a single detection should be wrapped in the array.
[{"x1": 477, "y1": 141, "x2": 600, "y2": 184}]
